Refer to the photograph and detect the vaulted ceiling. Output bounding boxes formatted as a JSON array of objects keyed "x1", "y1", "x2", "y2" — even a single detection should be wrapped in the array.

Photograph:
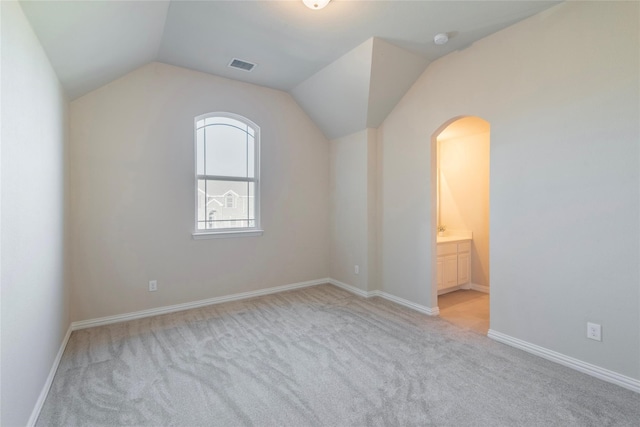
[{"x1": 20, "y1": 0, "x2": 560, "y2": 139}]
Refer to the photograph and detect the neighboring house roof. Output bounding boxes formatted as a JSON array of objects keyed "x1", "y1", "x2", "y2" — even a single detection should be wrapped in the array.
[{"x1": 198, "y1": 188, "x2": 248, "y2": 209}]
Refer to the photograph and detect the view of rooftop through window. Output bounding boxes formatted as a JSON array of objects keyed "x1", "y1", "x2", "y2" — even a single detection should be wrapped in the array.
[{"x1": 195, "y1": 115, "x2": 258, "y2": 231}]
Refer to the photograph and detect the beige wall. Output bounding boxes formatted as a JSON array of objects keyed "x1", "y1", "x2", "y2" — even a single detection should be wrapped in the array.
[
  {"x1": 69, "y1": 62, "x2": 330, "y2": 321},
  {"x1": 438, "y1": 127, "x2": 490, "y2": 288},
  {"x1": 379, "y1": 1, "x2": 639, "y2": 379},
  {"x1": 329, "y1": 129, "x2": 378, "y2": 291},
  {"x1": 1, "y1": 2, "x2": 70, "y2": 425}
]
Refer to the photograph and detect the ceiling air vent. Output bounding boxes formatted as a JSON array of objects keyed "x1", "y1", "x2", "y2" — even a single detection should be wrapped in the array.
[{"x1": 228, "y1": 58, "x2": 256, "y2": 72}]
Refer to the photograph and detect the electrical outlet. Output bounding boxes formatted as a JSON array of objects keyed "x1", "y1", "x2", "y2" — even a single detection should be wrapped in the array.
[
  {"x1": 149, "y1": 280, "x2": 158, "y2": 292},
  {"x1": 354, "y1": 265, "x2": 359, "y2": 275},
  {"x1": 587, "y1": 322, "x2": 601, "y2": 341}
]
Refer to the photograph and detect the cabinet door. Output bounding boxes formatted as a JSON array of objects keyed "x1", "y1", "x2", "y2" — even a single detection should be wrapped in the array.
[
  {"x1": 444, "y1": 255, "x2": 458, "y2": 288},
  {"x1": 436, "y1": 257, "x2": 444, "y2": 290},
  {"x1": 457, "y1": 251, "x2": 470, "y2": 285}
]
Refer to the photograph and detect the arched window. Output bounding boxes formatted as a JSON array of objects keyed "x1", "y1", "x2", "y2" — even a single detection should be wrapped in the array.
[{"x1": 194, "y1": 112, "x2": 261, "y2": 237}]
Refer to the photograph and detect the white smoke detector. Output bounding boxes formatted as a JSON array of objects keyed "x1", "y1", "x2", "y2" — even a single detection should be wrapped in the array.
[{"x1": 434, "y1": 33, "x2": 449, "y2": 45}]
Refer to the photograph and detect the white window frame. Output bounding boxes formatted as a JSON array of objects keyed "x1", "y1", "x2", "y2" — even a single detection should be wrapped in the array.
[{"x1": 192, "y1": 112, "x2": 262, "y2": 239}]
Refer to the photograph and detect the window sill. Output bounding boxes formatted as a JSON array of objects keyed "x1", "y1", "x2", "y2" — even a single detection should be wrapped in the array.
[{"x1": 192, "y1": 229, "x2": 264, "y2": 240}]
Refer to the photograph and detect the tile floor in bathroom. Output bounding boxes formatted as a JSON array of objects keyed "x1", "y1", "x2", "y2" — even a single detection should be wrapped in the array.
[{"x1": 438, "y1": 290, "x2": 489, "y2": 334}]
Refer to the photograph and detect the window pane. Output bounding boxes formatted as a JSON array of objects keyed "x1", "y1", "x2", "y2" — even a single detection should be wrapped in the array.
[
  {"x1": 248, "y1": 181, "x2": 255, "y2": 225},
  {"x1": 197, "y1": 179, "x2": 208, "y2": 230},
  {"x1": 198, "y1": 179, "x2": 255, "y2": 230},
  {"x1": 205, "y1": 116, "x2": 242, "y2": 128},
  {"x1": 204, "y1": 125, "x2": 248, "y2": 177},
  {"x1": 196, "y1": 128, "x2": 205, "y2": 175},
  {"x1": 247, "y1": 135, "x2": 255, "y2": 178}
]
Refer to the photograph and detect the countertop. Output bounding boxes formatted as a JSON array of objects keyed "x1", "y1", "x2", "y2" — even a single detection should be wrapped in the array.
[{"x1": 437, "y1": 235, "x2": 472, "y2": 244}]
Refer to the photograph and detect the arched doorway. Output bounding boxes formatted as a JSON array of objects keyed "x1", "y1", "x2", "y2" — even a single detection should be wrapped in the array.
[{"x1": 432, "y1": 116, "x2": 490, "y2": 334}]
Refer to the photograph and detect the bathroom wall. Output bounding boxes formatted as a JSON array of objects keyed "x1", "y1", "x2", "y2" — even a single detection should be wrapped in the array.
[{"x1": 438, "y1": 121, "x2": 490, "y2": 288}]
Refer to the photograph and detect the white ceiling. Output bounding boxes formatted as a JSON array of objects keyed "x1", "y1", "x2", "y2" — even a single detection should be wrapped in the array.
[
  {"x1": 20, "y1": 0, "x2": 171, "y2": 100},
  {"x1": 291, "y1": 37, "x2": 430, "y2": 139},
  {"x1": 19, "y1": 0, "x2": 560, "y2": 138}
]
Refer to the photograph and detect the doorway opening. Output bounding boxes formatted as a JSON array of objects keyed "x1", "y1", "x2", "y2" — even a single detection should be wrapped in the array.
[{"x1": 432, "y1": 116, "x2": 490, "y2": 334}]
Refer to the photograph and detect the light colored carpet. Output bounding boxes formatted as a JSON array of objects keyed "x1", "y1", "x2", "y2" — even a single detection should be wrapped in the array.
[
  {"x1": 438, "y1": 290, "x2": 490, "y2": 334},
  {"x1": 37, "y1": 284, "x2": 639, "y2": 426}
]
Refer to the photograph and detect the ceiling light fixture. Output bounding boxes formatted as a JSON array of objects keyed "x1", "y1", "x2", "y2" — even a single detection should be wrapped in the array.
[
  {"x1": 434, "y1": 33, "x2": 449, "y2": 45},
  {"x1": 303, "y1": 0, "x2": 331, "y2": 10}
]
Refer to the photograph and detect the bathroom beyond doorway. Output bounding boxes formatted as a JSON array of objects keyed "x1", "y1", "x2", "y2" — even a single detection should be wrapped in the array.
[{"x1": 438, "y1": 290, "x2": 489, "y2": 334}]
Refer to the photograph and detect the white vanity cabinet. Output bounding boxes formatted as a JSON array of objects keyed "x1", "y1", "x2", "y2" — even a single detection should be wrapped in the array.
[{"x1": 436, "y1": 239, "x2": 471, "y2": 293}]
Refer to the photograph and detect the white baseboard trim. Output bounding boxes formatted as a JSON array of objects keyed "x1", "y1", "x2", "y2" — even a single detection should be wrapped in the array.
[
  {"x1": 470, "y1": 283, "x2": 490, "y2": 293},
  {"x1": 438, "y1": 283, "x2": 489, "y2": 295},
  {"x1": 488, "y1": 329, "x2": 640, "y2": 394},
  {"x1": 72, "y1": 278, "x2": 330, "y2": 330},
  {"x1": 27, "y1": 325, "x2": 73, "y2": 427},
  {"x1": 328, "y1": 279, "x2": 439, "y2": 316},
  {"x1": 377, "y1": 290, "x2": 440, "y2": 316},
  {"x1": 327, "y1": 278, "x2": 370, "y2": 298},
  {"x1": 328, "y1": 279, "x2": 370, "y2": 298},
  {"x1": 438, "y1": 284, "x2": 464, "y2": 295}
]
